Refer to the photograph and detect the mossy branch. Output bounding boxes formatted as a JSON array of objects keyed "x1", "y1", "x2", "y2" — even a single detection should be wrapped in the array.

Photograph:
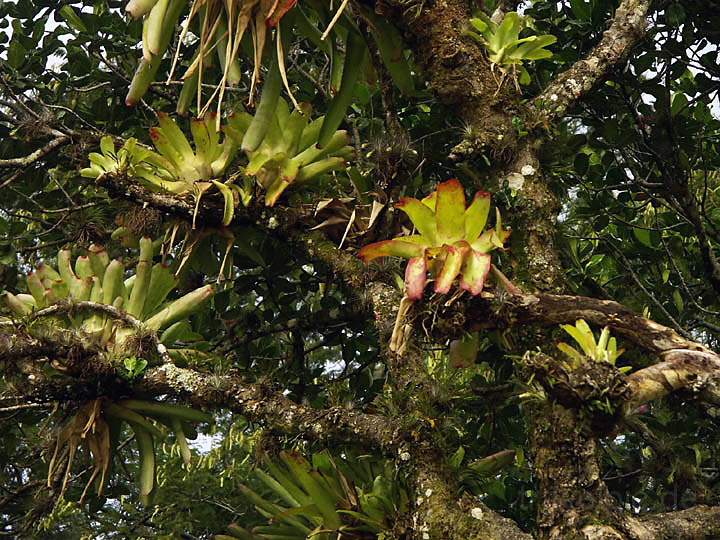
[{"x1": 3, "y1": 300, "x2": 171, "y2": 364}]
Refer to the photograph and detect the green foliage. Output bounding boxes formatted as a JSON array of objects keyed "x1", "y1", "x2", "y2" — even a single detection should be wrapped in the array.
[
  {"x1": 224, "y1": 450, "x2": 408, "y2": 539},
  {"x1": 466, "y1": 12, "x2": 556, "y2": 84},
  {"x1": 48, "y1": 398, "x2": 210, "y2": 507},
  {"x1": 82, "y1": 115, "x2": 241, "y2": 225},
  {"x1": 82, "y1": 99, "x2": 353, "y2": 212},
  {"x1": 80, "y1": 136, "x2": 159, "y2": 181},
  {"x1": 228, "y1": 98, "x2": 354, "y2": 207},
  {"x1": 122, "y1": 0, "x2": 414, "y2": 143},
  {"x1": 122, "y1": 355, "x2": 148, "y2": 380}
]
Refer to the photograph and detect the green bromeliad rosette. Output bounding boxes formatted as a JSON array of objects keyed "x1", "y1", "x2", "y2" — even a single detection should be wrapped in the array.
[
  {"x1": 358, "y1": 179, "x2": 510, "y2": 300},
  {"x1": 228, "y1": 97, "x2": 354, "y2": 207},
  {"x1": 82, "y1": 113, "x2": 242, "y2": 226},
  {"x1": 1, "y1": 238, "x2": 214, "y2": 358},
  {"x1": 465, "y1": 12, "x2": 557, "y2": 86},
  {"x1": 556, "y1": 319, "x2": 629, "y2": 372}
]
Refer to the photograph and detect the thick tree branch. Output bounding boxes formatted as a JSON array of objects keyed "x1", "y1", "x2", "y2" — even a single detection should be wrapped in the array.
[
  {"x1": 522, "y1": 349, "x2": 720, "y2": 539},
  {"x1": 2, "y1": 300, "x2": 172, "y2": 364},
  {"x1": 528, "y1": 399, "x2": 634, "y2": 539},
  {"x1": 636, "y1": 505, "x2": 720, "y2": 539},
  {"x1": 468, "y1": 291, "x2": 708, "y2": 354},
  {"x1": 625, "y1": 349, "x2": 720, "y2": 408},
  {"x1": 99, "y1": 173, "x2": 209, "y2": 223},
  {"x1": 0, "y1": 329, "x2": 88, "y2": 361},
  {"x1": 533, "y1": 0, "x2": 652, "y2": 122},
  {"x1": 409, "y1": 448, "x2": 533, "y2": 540},
  {"x1": 463, "y1": 291, "x2": 720, "y2": 406},
  {"x1": 501, "y1": 139, "x2": 565, "y2": 291},
  {"x1": 0, "y1": 328, "x2": 405, "y2": 451},
  {"x1": 137, "y1": 363, "x2": 404, "y2": 451}
]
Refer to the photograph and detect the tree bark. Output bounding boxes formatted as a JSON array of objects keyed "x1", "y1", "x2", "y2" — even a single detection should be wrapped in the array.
[{"x1": 529, "y1": 401, "x2": 631, "y2": 539}]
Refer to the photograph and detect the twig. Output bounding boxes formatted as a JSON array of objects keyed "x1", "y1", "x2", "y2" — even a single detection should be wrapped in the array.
[
  {"x1": 0, "y1": 403, "x2": 51, "y2": 413},
  {"x1": 0, "y1": 135, "x2": 70, "y2": 169}
]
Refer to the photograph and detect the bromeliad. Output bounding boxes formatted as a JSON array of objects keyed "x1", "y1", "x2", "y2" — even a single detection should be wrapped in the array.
[
  {"x1": 557, "y1": 319, "x2": 629, "y2": 372},
  {"x1": 358, "y1": 179, "x2": 509, "y2": 300},
  {"x1": 466, "y1": 12, "x2": 556, "y2": 86},
  {"x1": 226, "y1": 97, "x2": 354, "y2": 206},
  {"x1": 82, "y1": 113, "x2": 243, "y2": 226},
  {"x1": 1, "y1": 240, "x2": 214, "y2": 357}
]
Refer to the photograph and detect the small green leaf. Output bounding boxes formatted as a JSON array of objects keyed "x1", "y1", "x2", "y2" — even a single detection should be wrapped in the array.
[
  {"x1": 633, "y1": 227, "x2": 654, "y2": 248},
  {"x1": 449, "y1": 446, "x2": 465, "y2": 469},
  {"x1": 569, "y1": 0, "x2": 592, "y2": 21},
  {"x1": 468, "y1": 449, "x2": 515, "y2": 476},
  {"x1": 123, "y1": 356, "x2": 148, "y2": 379},
  {"x1": 470, "y1": 17, "x2": 489, "y2": 33},
  {"x1": 557, "y1": 342, "x2": 584, "y2": 364},
  {"x1": 7, "y1": 39, "x2": 26, "y2": 69},
  {"x1": 59, "y1": 5, "x2": 88, "y2": 32},
  {"x1": 519, "y1": 67, "x2": 531, "y2": 85},
  {"x1": 673, "y1": 289, "x2": 684, "y2": 312}
]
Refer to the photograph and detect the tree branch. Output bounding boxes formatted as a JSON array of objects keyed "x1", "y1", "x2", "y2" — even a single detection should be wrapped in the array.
[
  {"x1": 0, "y1": 328, "x2": 405, "y2": 451},
  {"x1": 527, "y1": 398, "x2": 634, "y2": 539},
  {"x1": 468, "y1": 291, "x2": 708, "y2": 354},
  {"x1": 533, "y1": 0, "x2": 652, "y2": 122},
  {"x1": 499, "y1": 139, "x2": 565, "y2": 291},
  {"x1": 137, "y1": 363, "x2": 405, "y2": 451},
  {"x1": 464, "y1": 291, "x2": 720, "y2": 405},
  {"x1": 14, "y1": 300, "x2": 173, "y2": 364},
  {"x1": 0, "y1": 135, "x2": 70, "y2": 168},
  {"x1": 99, "y1": 173, "x2": 205, "y2": 223},
  {"x1": 409, "y1": 448, "x2": 533, "y2": 540},
  {"x1": 625, "y1": 349, "x2": 720, "y2": 408},
  {"x1": 637, "y1": 505, "x2": 720, "y2": 539}
]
